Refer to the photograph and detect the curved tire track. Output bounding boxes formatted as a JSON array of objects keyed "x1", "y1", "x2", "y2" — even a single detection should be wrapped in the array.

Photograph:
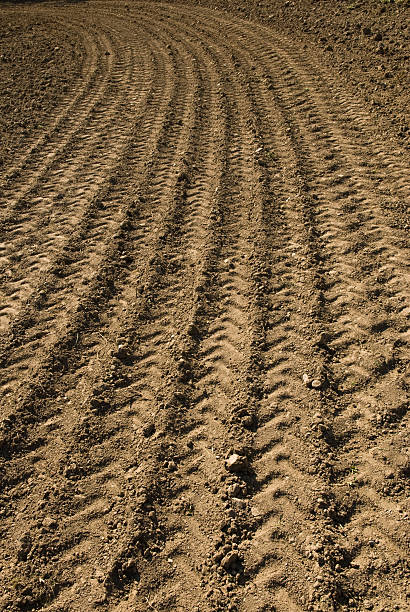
[{"x1": 0, "y1": 3, "x2": 408, "y2": 612}]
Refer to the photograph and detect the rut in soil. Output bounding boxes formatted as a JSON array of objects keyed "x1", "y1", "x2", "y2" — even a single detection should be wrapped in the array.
[{"x1": 0, "y1": 2, "x2": 408, "y2": 612}]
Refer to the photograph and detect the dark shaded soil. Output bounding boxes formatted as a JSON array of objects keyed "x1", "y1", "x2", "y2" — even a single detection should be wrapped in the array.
[
  {"x1": 0, "y1": 10, "x2": 85, "y2": 167},
  {"x1": 173, "y1": 0, "x2": 409, "y2": 145}
]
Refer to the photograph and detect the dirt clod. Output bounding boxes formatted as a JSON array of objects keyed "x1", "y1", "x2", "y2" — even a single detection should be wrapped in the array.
[
  {"x1": 225, "y1": 454, "x2": 248, "y2": 473},
  {"x1": 311, "y1": 379, "x2": 322, "y2": 389},
  {"x1": 220, "y1": 551, "x2": 239, "y2": 571}
]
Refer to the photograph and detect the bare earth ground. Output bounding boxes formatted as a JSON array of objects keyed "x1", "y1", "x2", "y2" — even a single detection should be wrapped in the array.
[{"x1": 0, "y1": 1, "x2": 409, "y2": 611}]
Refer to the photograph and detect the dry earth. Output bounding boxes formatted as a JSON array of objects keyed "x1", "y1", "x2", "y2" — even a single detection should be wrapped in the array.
[{"x1": 0, "y1": 1, "x2": 409, "y2": 611}]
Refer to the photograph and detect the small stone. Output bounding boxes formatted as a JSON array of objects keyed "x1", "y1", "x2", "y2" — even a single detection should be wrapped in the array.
[
  {"x1": 142, "y1": 423, "x2": 155, "y2": 438},
  {"x1": 225, "y1": 454, "x2": 248, "y2": 473},
  {"x1": 311, "y1": 379, "x2": 322, "y2": 389},
  {"x1": 241, "y1": 415, "x2": 253, "y2": 429},
  {"x1": 231, "y1": 497, "x2": 246, "y2": 509},
  {"x1": 250, "y1": 506, "x2": 262, "y2": 517},
  {"x1": 221, "y1": 551, "x2": 239, "y2": 571},
  {"x1": 42, "y1": 517, "x2": 57, "y2": 529},
  {"x1": 114, "y1": 344, "x2": 129, "y2": 360},
  {"x1": 74, "y1": 494, "x2": 87, "y2": 503},
  {"x1": 187, "y1": 323, "x2": 200, "y2": 339},
  {"x1": 227, "y1": 483, "x2": 242, "y2": 497},
  {"x1": 302, "y1": 373, "x2": 311, "y2": 386},
  {"x1": 316, "y1": 332, "x2": 330, "y2": 346}
]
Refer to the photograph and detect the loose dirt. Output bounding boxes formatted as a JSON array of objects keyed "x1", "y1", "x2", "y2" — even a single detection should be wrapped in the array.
[{"x1": 0, "y1": 2, "x2": 408, "y2": 611}]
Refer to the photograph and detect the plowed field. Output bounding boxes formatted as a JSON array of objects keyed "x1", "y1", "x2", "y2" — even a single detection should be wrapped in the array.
[{"x1": 0, "y1": 2, "x2": 409, "y2": 611}]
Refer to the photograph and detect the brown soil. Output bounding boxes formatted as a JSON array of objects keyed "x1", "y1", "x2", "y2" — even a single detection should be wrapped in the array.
[
  {"x1": 0, "y1": 10, "x2": 85, "y2": 168},
  {"x1": 0, "y1": 2, "x2": 408, "y2": 611},
  {"x1": 183, "y1": 0, "x2": 410, "y2": 146}
]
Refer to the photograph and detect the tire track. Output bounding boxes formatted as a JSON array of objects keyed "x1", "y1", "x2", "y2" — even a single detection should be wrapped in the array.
[
  {"x1": 162, "y1": 5, "x2": 409, "y2": 610},
  {"x1": 196, "y1": 19, "x2": 338, "y2": 612},
  {"x1": 0, "y1": 13, "x2": 220, "y2": 611},
  {"x1": 23, "y1": 5, "x2": 271, "y2": 608},
  {"x1": 238, "y1": 27, "x2": 409, "y2": 611},
  {"x1": 0, "y1": 19, "x2": 141, "y2": 335},
  {"x1": 211, "y1": 13, "x2": 409, "y2": 611},
  {"x1": 155, "y1": 10, "x2": 337, "y2": 611},
  {"x1": 0, "y1": 3, "x2": 408, "y2": 612},
  {"x1": 120, "y1": 11, "x2": 271, "y2": 610},
  {"x1": 133, "y1": 8, "x2": 324, "y2": 611},
  {"x1": 0, "y1": 17, "x2": 111, "y2": 213},
  {"x1": 99, "y1": 5, "x2": 410, "y2": 612},
  {"x1": 0, "y1": 8, "x2": 88, "y2": 184},
  {"x1": 55, "y1": 26, "x2": 219, "y2": 610},
  {"x1": 0, "y1": 22, "x2": 171, "y2": 417},
  {"x1": 75, "y1": 13, "x2": 232, "y2": 609},
  {"x1": 0, "y1": 9, "x2": 184, "y2": 509},
  {"x1": 0, "y1": 11, "x2": 188, "y2": 456},
  {"x1": 0, "y1": 11, "x2": 89, "y2": 185}
]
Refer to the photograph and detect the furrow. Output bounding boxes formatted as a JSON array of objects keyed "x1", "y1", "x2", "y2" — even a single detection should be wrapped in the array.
[
  {"x1": 1, "y1": 3, "x2": 408, "y2": 612},
  {"x1": 268, "y1": 32, "x2": 410, "y2": 223},
  {"x1": 214, "y1": 14, "x2": 409, "y2": 610},
  {"x1": 0, "y1": 24, "x2": 177, "y2": 423},
  {"x1": 0, "y1": 18, "x2": 111, "y2": 213},
  {"x1": 85, "y1": 16, "x2": 230, "y2": 610},
  {"x1": 0, "y1": 15, "x2": 90, "y2": 184},
  {"x1": 0, "y1": 16, "x2": 216, "y2": 611},
  {"x1": 224, "y1": 18, "x2": 409, "y2": 370},
  {"x1": 152, "y1": 9, "x2": 325, "y2": 610},
  {"x1": 167, "y1": 8, "x2": 406, "y2": 608},
  {"x1": 237, "y1": 27, "x2": 409, "y2": 608},
  {"x1": 0, "y1": 22, "x2": 143, "y2": 335},
  {"x1": 207, "y1": 25, "x2": 341, "y2": 612}
]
